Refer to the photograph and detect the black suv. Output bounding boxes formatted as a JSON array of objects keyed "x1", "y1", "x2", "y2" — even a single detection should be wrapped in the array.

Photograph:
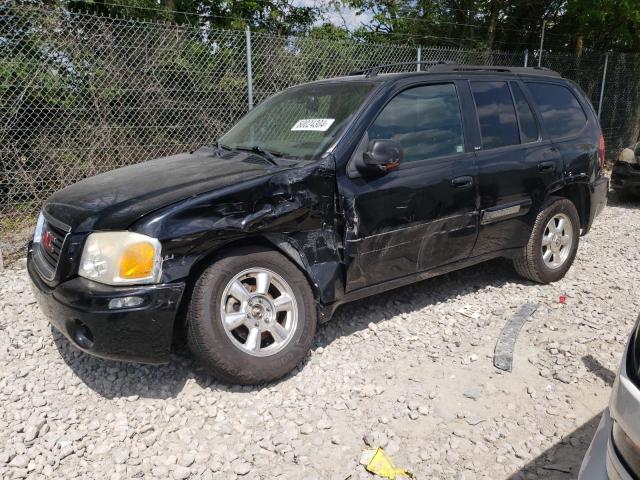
[{"x1": 28, "y1": 64, "x2": 608, "y2": 384}]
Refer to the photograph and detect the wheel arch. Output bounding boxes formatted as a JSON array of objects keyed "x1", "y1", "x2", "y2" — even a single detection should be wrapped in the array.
[
  {"x1": 176, "y1": 234, "x2": 337, "y2": 327},
  {"x1": 550, "y1": 180, "x2": 591, "y2": 233}
]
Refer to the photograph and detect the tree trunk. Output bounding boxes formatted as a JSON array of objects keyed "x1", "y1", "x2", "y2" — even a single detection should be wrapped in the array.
[
  {"x1": 486, "y1": 0, "x2": 502, "y2": 50},
  {"x1": 575, "y1": 34, "x2": 584, "y2": 60},
  {"x1": 163, "y1": 0, "x2": 176, "y2": 22}
]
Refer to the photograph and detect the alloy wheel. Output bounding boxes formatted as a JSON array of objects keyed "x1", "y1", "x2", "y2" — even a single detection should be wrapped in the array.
[
  {"x1": 541, "y1": 213, "x2": 573, "y2": 269},
  {"x1": 219, "y1": 268, "x2": 298, "y2": 357}
]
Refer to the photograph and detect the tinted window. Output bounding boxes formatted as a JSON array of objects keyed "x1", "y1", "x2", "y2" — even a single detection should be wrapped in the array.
[
  {"x1": 368, "y1": 84, "x2": 464, "y2": 163},
  {"x1": 511, "y1": 82, "x2": 539, "y2": 142},
  {"x1": 471, "y1": 81, "x2": 519, "y2": 149},
  {"x1": 526, "y1": 82, "x2": 587, "y2": 139}
]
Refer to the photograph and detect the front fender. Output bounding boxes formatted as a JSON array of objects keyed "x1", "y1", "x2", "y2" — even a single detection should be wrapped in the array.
[{"x1": 131, "y1": 157, "x2": 344, "y2": 316}]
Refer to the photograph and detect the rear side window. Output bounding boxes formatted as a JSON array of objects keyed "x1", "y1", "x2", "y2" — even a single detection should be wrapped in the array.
[
  {"x1": 471, "y1": 81, "x2": 519, "y2": 149},
  {"x1": 525, "y1": 82, "x2": 587, "y2": 139},
  {"x1": 510, "y1": 82, "x2": 539, "y2": 143},
  {"x1": 368, "y1": 83, "x2": 464, "y2": 162}
]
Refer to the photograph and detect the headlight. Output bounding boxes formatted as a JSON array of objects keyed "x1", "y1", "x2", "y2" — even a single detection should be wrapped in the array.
[
  {"x1": 33, "y1": 212, "x2": 45, "y2": 244},
  {"x1": 79, "y1": 232, "x2": 162, "y2": 285}
]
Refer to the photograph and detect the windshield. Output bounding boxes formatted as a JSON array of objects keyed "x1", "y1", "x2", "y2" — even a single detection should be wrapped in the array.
[{"x1": 219, "y1": 82, "x2": 375, "y2": 160}]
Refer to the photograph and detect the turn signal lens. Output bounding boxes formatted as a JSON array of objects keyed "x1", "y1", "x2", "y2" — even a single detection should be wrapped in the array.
[{"x1": 119, "y1": 242, "x2": 156, "y2": 279}]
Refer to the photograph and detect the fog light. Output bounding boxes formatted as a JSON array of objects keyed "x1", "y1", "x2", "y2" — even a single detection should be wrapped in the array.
[
  {"x1": 72, "y1": 320, "x2": 94, "y2": 349},
  {"x1": 108, "y1": 296, "x2": 144, "y2": 309}
]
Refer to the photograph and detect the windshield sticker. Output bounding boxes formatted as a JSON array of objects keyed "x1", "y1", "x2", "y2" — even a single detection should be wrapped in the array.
[{"x1": 291, "y1": 118, "x2": 335, "y2": 132}]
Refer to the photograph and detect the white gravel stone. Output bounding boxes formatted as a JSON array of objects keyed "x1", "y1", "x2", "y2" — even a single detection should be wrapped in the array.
[
  {"x1": 231, "y1": 460, "x2": 252, "y2": 476},
  {"x1": 0, "y1": 194, "x2": 636, "y2": 479},
  {"x1": 172, "y1": 466, "x2": 191, "y2": 479},
  {"x1": 8, "y1": 455, "x2": 28, "y2": 468},
  {"x1": 111, "y1": 448, "x2": 129, "y2": 465}
]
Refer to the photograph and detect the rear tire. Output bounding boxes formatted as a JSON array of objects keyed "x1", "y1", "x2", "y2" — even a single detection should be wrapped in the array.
[
  {"x1": 513, "y1": 197, "x2": 580, "y2": 284},
  {"x1": 186, "y1": 246, "x2": 317, "y2": 385}
]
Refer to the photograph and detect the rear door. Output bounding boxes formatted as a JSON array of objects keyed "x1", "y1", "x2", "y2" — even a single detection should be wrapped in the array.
[
  {"x1": 340, "y1": 80, "x2": 479, "y2": 292},
  {"x1": 524, "y1": 81, "x2": 594, "y2": 179},
  {"x1": 470, "y1": 78, "x2": 563, "y2": 256}
]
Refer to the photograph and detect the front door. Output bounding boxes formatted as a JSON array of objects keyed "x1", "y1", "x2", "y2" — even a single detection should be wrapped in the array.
[{"x1": 339, "y1": 81, "x2": 479, "y2": 292}]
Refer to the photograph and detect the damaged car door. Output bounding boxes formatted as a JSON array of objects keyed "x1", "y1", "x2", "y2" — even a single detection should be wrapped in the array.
[{"x1": 340, "y1": 81, "x2": 479, "y2": 292}]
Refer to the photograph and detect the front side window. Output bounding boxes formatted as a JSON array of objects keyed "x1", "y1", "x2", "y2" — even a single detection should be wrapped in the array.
[
  {"x1": 471, "y1": 81, "x2": 519, "y2": 149},
  {"x1": 367, "y1": 83, "x2": 465, "y2": 163},
  {"x1": 525, "y1": 82, "x2": 588, "y2": 139},
  {"x1": 219, "y1": 82, "x2": 375, "y2": 160}
]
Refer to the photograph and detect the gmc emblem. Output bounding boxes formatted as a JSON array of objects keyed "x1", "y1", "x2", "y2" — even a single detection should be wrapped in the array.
[{"x1": 41, "y1": 230, "x2": 54, "y2": 254}]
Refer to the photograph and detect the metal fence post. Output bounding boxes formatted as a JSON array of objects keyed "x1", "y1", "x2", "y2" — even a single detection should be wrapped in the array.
[
  {"x1": 597, "y1": 52, "x2": 610, "y2": 119},
  {"x1": 524, "y1": 50, "x2": 528, "y2": 67},
  {"x1": 538, "y1": 20, "x2": 546, "y2": 67},
  {"x1": 417, "y1": 46, "x2": 422, "y2": 72},
  {"x1": 245, "y1": 26, "x2": 254, "y2": 111}
]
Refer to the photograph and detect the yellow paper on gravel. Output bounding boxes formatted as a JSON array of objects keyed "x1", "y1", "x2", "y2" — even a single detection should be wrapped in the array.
[{"x1": 365, "y1": 447, "x2": 415, "y2": 479}]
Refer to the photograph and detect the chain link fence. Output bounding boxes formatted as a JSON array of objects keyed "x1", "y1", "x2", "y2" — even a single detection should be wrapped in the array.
[{"x1": 1, "y1": 4, "x2": 639, "y2": 261}]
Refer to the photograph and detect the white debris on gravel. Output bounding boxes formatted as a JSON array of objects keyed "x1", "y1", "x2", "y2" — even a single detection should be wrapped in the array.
[{"x1": 1, "y1": 195, "x2": 639, "y2": 480}]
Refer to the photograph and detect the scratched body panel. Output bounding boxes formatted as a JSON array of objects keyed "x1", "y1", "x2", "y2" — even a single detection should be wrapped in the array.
[{"x1": 338, "y1": 150, "x2": 478, "y2": 291}]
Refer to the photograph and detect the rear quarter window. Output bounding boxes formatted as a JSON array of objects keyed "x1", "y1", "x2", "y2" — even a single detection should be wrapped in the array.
[{"x1": 525, "y1": 82, "x2": 588, "y2": 139}]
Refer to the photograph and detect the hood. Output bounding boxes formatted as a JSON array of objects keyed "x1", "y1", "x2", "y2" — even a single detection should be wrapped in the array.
[{"x1": 44, "y1": 147, "x2": 285, "y2": 232}]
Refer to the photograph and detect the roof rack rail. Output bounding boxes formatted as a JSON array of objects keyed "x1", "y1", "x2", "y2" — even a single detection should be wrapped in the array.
[
  {"x1": 347, "y1": 62, "x2": 561, "y2": 78},
  {"x1": 428, "y1": 64, "x2": 562, "y2": 77},
  {"x1": 348, "y1": 60, "x2": 452, "y2": 77}
]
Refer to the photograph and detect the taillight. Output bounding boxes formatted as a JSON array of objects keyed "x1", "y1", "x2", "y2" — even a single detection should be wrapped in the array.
[{"x1": 598, "y1": 133, "x2": 605, "y2": 170}]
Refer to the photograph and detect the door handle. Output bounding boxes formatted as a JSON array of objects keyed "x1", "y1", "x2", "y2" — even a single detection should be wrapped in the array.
[
  {"x1": 451, "y1": 176, "x2": 473, "y2": 189},
  {"x1": 538, "y1": 161, "x2": 555, "y2": 172}
]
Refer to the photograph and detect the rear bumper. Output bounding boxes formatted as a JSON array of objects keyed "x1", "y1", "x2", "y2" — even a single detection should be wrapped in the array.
[
  {"x1": 583, "y1": 175, "x2": 608, "y2": 234},
  {"x1": 612, "y1": 162, "x2": 640, "y2": 193},
  {"x1": 592, "y1": 175, "x2": 609, "y2": 217},
  {"x1": 28, "y1": 248, "x2": 185, "y2": 364}
]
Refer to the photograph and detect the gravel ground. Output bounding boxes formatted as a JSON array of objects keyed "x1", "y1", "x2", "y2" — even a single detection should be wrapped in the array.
[{"x1": 1, "y1": 193, "x2": 639, "y2": 480}]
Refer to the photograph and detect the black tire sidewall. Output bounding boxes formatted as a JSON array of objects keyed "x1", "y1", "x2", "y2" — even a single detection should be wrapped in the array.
[
  {"x1": 188, "y1": 247, "x2": 316, "y2": 384},
  {"x1": 530, "y1": 199, "x2": 580, "y2": 283}
]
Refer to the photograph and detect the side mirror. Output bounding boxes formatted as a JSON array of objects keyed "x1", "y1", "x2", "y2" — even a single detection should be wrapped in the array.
[{"x1": 355, "y1": 139, "x2": 403, "y2": 176}]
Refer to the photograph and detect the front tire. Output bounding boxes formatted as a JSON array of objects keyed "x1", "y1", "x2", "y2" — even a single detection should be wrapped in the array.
[
  {"x1": 513, "y1": 197, "x2": 580, "y2": 284},
  {"x1": 186, "y1": 246, "x2": 317, "y2": 384}
]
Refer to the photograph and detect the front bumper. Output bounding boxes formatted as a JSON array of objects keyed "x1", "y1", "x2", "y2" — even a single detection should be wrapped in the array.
[
  {"x1": 579, "y1": 408, "x2": 634, "y2": 480},
  {"x1": 580, "y1": 323, "x2": 640, "y2": 480},
  {"x1": 611, "y1": 162, "x2": 640, "y2": 194},
  {"x1": 28, "y1": 249, "x2": 185, "y2": 364}
]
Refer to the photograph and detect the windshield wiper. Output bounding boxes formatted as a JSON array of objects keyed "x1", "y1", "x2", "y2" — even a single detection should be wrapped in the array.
[{"x1": 234, "y1": 145, "x2": 281, "y2": 166}]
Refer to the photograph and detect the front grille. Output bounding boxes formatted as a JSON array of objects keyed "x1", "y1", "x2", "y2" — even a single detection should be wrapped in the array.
[{"x1": 33, "y1": 217, "x2": 70, "y2": 281}]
